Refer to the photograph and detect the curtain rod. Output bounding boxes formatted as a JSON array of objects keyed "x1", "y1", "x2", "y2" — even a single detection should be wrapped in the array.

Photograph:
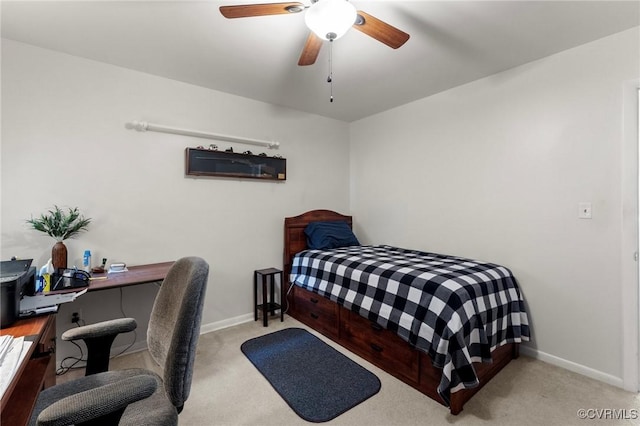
[{"x1": 125, "y1": 121, "x2": 280, "y2": 149}]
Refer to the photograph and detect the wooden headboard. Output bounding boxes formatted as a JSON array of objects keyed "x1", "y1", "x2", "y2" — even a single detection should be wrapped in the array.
[{"x1": 283, "y1": 210, "x2": 353, "y2": 283}]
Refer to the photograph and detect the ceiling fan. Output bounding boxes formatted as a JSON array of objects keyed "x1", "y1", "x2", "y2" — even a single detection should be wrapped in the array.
[{"x1": 219, "y1": 0, "x2": 410, "y2": 66}]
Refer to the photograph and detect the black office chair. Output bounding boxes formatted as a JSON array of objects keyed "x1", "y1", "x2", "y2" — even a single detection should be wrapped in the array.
[{"x1": 29, "y1": 256, "x2": 209, "y2": 426}]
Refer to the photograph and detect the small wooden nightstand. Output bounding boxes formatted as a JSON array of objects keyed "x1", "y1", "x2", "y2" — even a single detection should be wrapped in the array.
[{"x1": 254, "y1": 268, "x2": 284, "y2": 327}]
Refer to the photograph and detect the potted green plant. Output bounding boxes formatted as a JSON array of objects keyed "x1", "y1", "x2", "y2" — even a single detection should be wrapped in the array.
[{"x1": 27, "y1": 205, "x2": 92, "y2": 270}]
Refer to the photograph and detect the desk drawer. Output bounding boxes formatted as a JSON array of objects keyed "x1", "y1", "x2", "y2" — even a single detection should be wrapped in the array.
[
  {"x1": 340, "y1": 309, "x2": 419, "y2": 383},
  {"x1": 292, "y1": 287, "x2": 338, "y2": 338}
]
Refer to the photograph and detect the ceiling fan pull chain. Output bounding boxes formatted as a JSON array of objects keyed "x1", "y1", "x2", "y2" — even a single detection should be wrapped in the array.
[{"x1": 327, "y1": 39, "x2": 334, "y2": 103}]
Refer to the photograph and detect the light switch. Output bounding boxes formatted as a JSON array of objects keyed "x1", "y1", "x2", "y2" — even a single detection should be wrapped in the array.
[{"x1": 578, "y1": 202, "x2": 592, "y2": 219}]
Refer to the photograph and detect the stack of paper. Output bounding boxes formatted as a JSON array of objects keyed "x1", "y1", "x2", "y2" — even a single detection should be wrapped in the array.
[
  {"x1": 0, "y1": 335, "x2": 13, "y2": 361},
  {"x1": 0, "y1": 336, "x2": 32, "y2": 400}
]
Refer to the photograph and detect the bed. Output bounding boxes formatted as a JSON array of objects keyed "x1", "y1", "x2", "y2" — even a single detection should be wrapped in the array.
[{"x1": 283, "y1": 210, "x2": 530, "y2": 415}]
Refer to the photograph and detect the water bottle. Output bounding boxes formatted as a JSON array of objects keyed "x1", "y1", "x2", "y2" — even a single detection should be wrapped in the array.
[{"x1": 83, "y1": 250, "x2": 92, "y2": 272}]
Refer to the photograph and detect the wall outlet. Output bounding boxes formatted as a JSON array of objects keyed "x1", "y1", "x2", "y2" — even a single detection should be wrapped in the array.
[{"x1": 71, "y1": 310, "x2": 82, "y2": 324}]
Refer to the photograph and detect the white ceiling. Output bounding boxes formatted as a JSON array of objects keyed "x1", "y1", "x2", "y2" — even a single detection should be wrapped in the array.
[{"x1": 2, "y1": 1, "x2": 639, "y2": 122}]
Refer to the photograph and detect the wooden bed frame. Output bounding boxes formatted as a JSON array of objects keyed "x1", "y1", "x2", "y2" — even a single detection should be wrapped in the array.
[{"x1": 283, "y1": 209, "x2": 519, "y2": 415}]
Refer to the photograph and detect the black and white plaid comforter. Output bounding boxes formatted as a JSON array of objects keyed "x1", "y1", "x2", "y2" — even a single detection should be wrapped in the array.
[{"x1": 291, "y1": 245, "x2": 530, "y2": 405}]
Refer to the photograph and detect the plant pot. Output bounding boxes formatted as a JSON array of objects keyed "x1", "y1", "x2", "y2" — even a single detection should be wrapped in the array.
[{"x1": 52, "y1": 241, "x2": 67, "y2": 270}]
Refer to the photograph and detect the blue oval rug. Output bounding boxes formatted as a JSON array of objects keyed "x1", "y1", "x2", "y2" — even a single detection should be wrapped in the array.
[{"x1": 241, "y1": 327, "x2": 381, "y2": 423}]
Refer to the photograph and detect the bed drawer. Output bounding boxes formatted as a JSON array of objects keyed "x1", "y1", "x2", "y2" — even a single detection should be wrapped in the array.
[
  {"x1": 339, "y1": 308, "x2": 419, "y2": 383},
  {"x1": 292, "y1": 287, "x2": 339, "y2": 338}
]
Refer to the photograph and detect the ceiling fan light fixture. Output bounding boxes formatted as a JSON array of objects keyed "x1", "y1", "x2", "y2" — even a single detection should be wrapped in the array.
[{"x1": 305, "y1": 0, "x2": 357, "y2": 41}]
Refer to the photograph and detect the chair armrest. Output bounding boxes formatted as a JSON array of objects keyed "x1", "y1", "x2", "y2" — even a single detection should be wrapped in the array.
[
  {"x1": 62, "y1": 318, "x2": 138, "y2": 375},
  {"x1": 36, "y1": 374, "x2": 157, "y2": 426},
  {"x1": 61, "y1": 318, "x2": 137, "y2": 342}
]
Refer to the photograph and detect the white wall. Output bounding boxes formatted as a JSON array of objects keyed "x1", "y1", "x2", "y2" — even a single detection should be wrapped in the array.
[
  {"x1": 1, "y1": 39, "x2": 350, "y2": 365},
  {"x1": 350, "y1": 28, "x2": 639, "y2": 385}
]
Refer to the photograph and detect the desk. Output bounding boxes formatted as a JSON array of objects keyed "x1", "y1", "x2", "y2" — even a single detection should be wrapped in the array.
[
  {"x1": 0, "y1": 261, "x2": 174, "y2": 426},
  {"x1": 0, "y1": 315, "x2": 56, "y2": 426},
  {"x1": 87, "y1": 261, "x2": 174, "y2": 292},
  {"x1": 47, "y1": 261, "x2": 174, "y2": 294}
]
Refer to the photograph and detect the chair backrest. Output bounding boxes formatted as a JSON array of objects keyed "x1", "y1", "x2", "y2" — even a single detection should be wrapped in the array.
[{"x1": 146, "y1": 256, "x2": 209, "y2": 410}]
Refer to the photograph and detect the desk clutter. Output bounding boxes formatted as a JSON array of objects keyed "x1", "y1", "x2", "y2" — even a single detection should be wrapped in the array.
[
  {"x1": 1, "y1": 259, "x2": 171, "y2": 330},
  {"x1": 0, "y1": 255, "x2": 128, "y2": 328},
  {"x1": 1, "y1": 258, "x2": 90, "y2": 326},
  {"x1": 108, "y1": 262, "x2": 128, "y2": 273},
  {"x1": 0, "y1": 335, "x2": 31, "y2": 400}
]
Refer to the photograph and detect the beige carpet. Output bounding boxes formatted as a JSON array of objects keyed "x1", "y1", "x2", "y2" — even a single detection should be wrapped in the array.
[{"x1": 62, "y1": 317, "x2": 639, "y2": 425}]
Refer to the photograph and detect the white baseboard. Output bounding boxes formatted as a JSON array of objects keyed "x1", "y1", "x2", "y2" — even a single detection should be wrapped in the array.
[
  {"x1": 109, "y1": 313, "x2": 255, "y2": 357},
  {"x1": 199, "y1": 313, "x2": 254, "y2": 334},
  {"x1": 520, "y1": 344, "x2": 624, "y2": 389},
  {"x1": 110, "y1": 340, "x2": 149, "y2": 358}
]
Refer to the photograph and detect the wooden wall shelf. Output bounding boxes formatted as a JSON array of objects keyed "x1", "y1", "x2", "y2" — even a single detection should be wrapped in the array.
[{"x1": 185, "y1": 148, "x2": 286, "y2": 181}]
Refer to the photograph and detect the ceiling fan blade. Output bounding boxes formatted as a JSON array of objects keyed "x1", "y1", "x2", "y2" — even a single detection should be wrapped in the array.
[
  {"x1": 353, "y1": 11, "x2": 410, "y2": 49},
  {"x1": 220, "y1": 2, "x2": 304, "y2": 19},
  {"x1": 298, "y1": 32, "x2": 323, "y2": 66}
]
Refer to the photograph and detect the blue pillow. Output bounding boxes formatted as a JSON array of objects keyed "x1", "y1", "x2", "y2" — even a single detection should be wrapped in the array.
[{"x1": 304, "y1": 221, "x2": 360, "y2": 250}]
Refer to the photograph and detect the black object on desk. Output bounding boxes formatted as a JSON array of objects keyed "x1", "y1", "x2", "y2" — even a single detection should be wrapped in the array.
[
  {"x1": 254, "y1": 268, "x2": 284, "y2": 327},
  {"x1": 51, "y1": 269, "x2": 90, "y2": 291}
]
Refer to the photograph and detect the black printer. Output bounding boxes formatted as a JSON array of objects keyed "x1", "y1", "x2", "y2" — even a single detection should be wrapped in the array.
[{"x1": 1, "y1": 259, "x2": 36, "y2": 327}]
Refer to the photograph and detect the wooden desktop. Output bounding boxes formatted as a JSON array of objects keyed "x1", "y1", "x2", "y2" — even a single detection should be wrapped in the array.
[
  {"x1": 87, "y1": 261, "x2": 174, "y2": 292},
  {"x1": 0, "y1": 261, "x2": 174, "y2": 426}
]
